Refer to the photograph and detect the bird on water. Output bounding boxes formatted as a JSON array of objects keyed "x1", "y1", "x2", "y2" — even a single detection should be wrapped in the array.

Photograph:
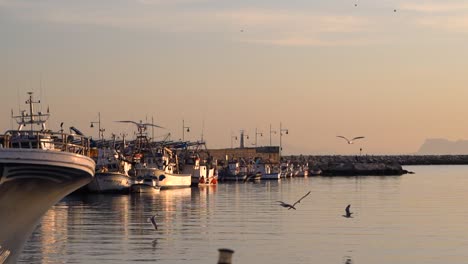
[
  {"x1": 342, "y1": 204, "x2": 353, "y2": 218},
  {"x1": 277, "y1": 191, "x2": 311, "y2": 210},
  {"x1": 148, "y1": 215, "x2": 158, "y2": 230},
  {"x1": 337, "y1": 136, "x2": 365, "y2": 144}
]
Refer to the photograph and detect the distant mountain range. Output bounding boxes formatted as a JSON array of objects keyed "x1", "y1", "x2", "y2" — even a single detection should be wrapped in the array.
[{"x1": 417, "y1": 138, "x2": 468, "y2": 155}]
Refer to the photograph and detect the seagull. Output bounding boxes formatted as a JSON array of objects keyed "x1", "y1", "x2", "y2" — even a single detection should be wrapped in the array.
[
  {"x1": 342, "y1": 204, "x2": 353, "y2": 218},
  {"x1": 276, "y1": 191, "x2": 311, "y2": 210},
  {"x1": 115, "y1": 120, "x2": 164, "y2": 129},
  {"x1": 337, "y1": 136, "x2": 365, "y2": 144},
  {"x1": 148, "y1": 215, "x2": 158, "y2": 230}
]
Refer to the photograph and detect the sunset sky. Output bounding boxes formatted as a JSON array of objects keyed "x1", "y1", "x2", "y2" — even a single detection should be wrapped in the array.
[{"x1": 1, "y1": 0, "x2": 468, "y2": 155}]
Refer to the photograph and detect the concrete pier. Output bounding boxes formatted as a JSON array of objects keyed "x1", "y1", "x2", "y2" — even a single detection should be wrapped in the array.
[
  {"x1": 282, "y1": 155, "x2": 468, "y2": 176},
  {"x1": 284, "y1": 155, "x2": 468, "y2": 166}
]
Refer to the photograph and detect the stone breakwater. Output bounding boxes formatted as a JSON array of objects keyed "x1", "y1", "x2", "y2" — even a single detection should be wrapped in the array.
[{"x1": 283, "y1": 155, "x2": 468, "y2": 176}]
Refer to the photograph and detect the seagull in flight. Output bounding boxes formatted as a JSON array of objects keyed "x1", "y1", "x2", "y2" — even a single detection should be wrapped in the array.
[
  {"x1": 115, "y1": 120, "x2": 164, "y2": 129},
  {"x1": 337, "y1": 136, "x2": 365, "y2": 144},
  {"x1": 148, "y1": 215, "x2": 158, "y2": 230},
  {"x1": 276, "y1": 191, "x2": 311, "y2": 210},
  {"x1": 342, "y1": 204, "x2": 353, "y2": 218}
]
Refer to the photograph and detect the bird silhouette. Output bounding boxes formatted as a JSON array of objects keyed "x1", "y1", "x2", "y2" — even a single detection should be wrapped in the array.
[
  {"x1": 276, "y1": 191, "x2": 311, "y2": 210},
  {"x1": 342, "y1": 204, "x2": 353, "y2": 218},
  {"x1": 148, "y1": 215, "x2": 158, "y2": 230},
  {"x1": 337, "y1": 136, "x2": 365, "y2": 144}
]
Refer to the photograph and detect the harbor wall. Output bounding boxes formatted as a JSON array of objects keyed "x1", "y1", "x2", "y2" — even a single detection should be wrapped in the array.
[{"x1": 282, "y1": 155, "x2": 468, "y2": 166}]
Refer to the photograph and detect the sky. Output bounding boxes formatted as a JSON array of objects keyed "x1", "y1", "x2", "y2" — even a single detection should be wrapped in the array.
[{"x1": 1, "y1": 0, "x2": 468, "y2": 155}]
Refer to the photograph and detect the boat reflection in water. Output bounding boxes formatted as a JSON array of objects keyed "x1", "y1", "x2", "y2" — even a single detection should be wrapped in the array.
[{"x1": 0, "y1": 92, "x2": 95, "y2": 263}]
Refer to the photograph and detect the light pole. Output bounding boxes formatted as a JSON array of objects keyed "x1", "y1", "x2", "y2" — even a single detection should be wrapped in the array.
[
  {"x1": 269, "y1": 124, "x2": 277, "y2": 146},
  {"x1": 231, "y1": 135, "x2": 237, "y2": 149},
  {"x1": 279, "y1": 122, "x2": 288, "y2": 156},
  {"x1": 182, "y1": 119, "x2": 190, "y2": 141},
  {"x1": 90, "y1": 112, "x2": 105, "y2": 141},
  {"x1": 254, "y1": 128, "x2": 263, "y2": 147}
]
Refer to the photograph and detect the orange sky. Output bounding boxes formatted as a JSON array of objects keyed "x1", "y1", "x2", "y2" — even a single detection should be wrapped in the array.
[{"x1": 1, "y1": 0, "x2": 468, "y2": 155}]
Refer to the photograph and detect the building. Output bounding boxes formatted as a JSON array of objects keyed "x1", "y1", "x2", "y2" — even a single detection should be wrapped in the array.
[{"x1": 208, "y1": 146, "x2": 280, "y2": 164}]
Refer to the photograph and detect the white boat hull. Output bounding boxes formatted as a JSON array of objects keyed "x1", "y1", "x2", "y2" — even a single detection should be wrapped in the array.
[
  {"x1": 87, "y1": 172, "x2": 131, "y2": 193},
  {"x1": 155, "y1": 169, "x2": 191, "y2": 189},
  {"x1": 0, "y1": 148, "x2": 95, "y2": 264},
  {"x1": 130, "y1": 184, "x2": 160, "y2": 193}
]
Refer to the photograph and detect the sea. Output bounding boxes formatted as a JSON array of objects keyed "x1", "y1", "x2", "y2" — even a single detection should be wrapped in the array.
[{"x1": 19, "y1": 165, "x2": 468, "y2": 264}]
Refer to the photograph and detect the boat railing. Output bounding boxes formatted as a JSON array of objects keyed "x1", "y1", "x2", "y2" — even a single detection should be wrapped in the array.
[{"x1": 0, "y1": 130, "x2": 92, "y2": 157}]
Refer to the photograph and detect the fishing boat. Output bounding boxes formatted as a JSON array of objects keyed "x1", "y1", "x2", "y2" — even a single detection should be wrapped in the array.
[
  {"x1": 130, "y1": 175, "x2": 160, "y2": 193},
  {"x1": 153, "y1": 147, "x2": 191, "y2": 189},
  {"x1": 254, "y1": 161, "x2": 281, "y2": 180},
  {"x1": 218, "y1": 161, "x2": 247, "y2": 181},
  {"x1": 0, "y1": 92, "x2": 95, "y2": 263},
  {"x1": 86, "y1": 146, "x2": 132, "y2": 193},
  {"x1": 118, "y1": 120, "x2": 191, "y2": 190},
  {"x1": 185, "y1": 156, "x2": 217, "y2": 186}
]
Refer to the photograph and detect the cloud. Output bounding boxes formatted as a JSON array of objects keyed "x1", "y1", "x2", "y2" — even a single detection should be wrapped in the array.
[
  {"x1": 0, "y1": 1, "x2": 376, "y2": 47},
  {"x1": 400, "y1": 2, "x2": 468, "y2": 13},
  {"x1": 415, "y1": 16, "x2": 468, "y2": 33}
]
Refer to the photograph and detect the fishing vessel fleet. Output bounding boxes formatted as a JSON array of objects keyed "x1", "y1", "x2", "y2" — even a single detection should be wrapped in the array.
[{"x1": 0, "y1": 92, "x2": 307, "y2": 263}]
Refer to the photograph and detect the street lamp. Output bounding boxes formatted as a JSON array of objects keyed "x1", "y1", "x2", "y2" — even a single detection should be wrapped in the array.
[
  {"x1": 90, "y1": 112, "x2": 105, "y2": 140},
  {"x1": 269, "y1": 124, "x2": 277, "y2": 146},
  {"x1": 254, "y1": 128, "x2": 263, "y2": 147},
  {"x1": 279, "y1": 122, "x2": 289, "y2": 156},
  {"x1": 182, "y1": 119, "x2": 190, "y2": 141},
  {"x1": 231, "y1": 135, "x2": 237, "y2": 149}
]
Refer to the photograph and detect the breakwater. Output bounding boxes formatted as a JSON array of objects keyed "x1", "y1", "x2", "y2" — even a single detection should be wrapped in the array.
[
  {"x1": 283, "y1": 155, "x2": 468, "y2": 166},
  {"x1": 281, "y1": 155, "x2": 468, "y2": 176}
]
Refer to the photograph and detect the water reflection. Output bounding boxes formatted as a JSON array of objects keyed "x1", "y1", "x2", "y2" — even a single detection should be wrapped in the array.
[{"x1": 20, "y1": 167, "x2": 468, "y2": 264}]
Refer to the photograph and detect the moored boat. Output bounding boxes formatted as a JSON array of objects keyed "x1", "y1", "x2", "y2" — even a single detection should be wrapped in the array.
[
  {"x1": 0, "y1": 92, "x2": 95, "y2": 263},
  {"x1": 130, "y1": 175, "x2": 161, "y2": 193},
  {"x1": 87, "y1": 146, "x2": 132, "y2": 193},
  {"x1": 254, "y1": 161, "x2": 281, "y2": 180}
]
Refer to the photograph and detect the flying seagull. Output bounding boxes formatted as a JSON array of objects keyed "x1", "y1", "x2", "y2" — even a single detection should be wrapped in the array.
[
  {"x1": 276, "y1": 191, "x2": 311, "y2": 210},
  {"x1": 337, "y1": 136, "x2": 365, "y2": 144},
  {"x1": 148, "y1": 215, "x2": 158, "y2": 230},
  {"x1": 115, "y1": 120, "x2": 164, "y2": 129},
  {"x1": 342, "y1": 204, "x2": 353, "y2": 218}
]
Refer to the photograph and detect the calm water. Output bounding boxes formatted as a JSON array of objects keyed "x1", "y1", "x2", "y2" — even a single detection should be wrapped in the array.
[{"x1": 19, "y1": 165, "x2": 468, "y2": 264}]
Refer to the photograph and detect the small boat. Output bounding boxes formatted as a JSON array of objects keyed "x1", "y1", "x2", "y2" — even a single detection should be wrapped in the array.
[
  {"x1": 188, "y1": 157, "x2": 218, "y2": 186},
  {"x1": 218, "y1": 161, "x2": 247, "y2": 181},
  {"x1": 130, "y1": 176, "x2": 160, "y2": 193},
  {"x1": 0, "y1": 92, "x2": 95, "y2": 263},
  {"x1": 152, "y1": 147, "x2": 191, "y2": 189},
  {"x1": 253, "y1": 160, "x2": 281, "y2": 180},
  {"x1": 87, "y1": 146, "x2": 132, "y2": 193}
]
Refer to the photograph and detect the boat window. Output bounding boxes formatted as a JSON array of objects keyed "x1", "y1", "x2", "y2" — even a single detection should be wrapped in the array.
[{"x1": 21, "y1": 142, "x2": 30, "y2": 149}]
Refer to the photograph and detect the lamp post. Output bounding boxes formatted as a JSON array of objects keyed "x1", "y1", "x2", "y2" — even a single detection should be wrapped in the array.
[
  {"x1": 269, "y1": 123, "x2": 277, "y2": 146},
  {"x1": 182, "y1": 119, "x2": 190, "y2": 141},
  {"x1": 279, "y1": 122, "x2": 289, "y2": 157},
  {"x1": 90, "y1": 112, "x2": 105, "y2": 141},
  {"x1": 254, "y1": 128, "x2": 263, "y2": 147},
  {"x1": 231, "y1": 135, "x2": 237, "y2": 149}
]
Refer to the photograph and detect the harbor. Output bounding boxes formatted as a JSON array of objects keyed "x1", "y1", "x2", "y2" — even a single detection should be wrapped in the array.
[{"x1": 0, "y1": 92, "x2": 417, "y2": 263}]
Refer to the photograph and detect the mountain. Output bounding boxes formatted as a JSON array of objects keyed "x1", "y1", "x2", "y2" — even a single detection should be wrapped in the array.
[{"x1": 417, "y1": 138, "x2": 468, "y2": 155}]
